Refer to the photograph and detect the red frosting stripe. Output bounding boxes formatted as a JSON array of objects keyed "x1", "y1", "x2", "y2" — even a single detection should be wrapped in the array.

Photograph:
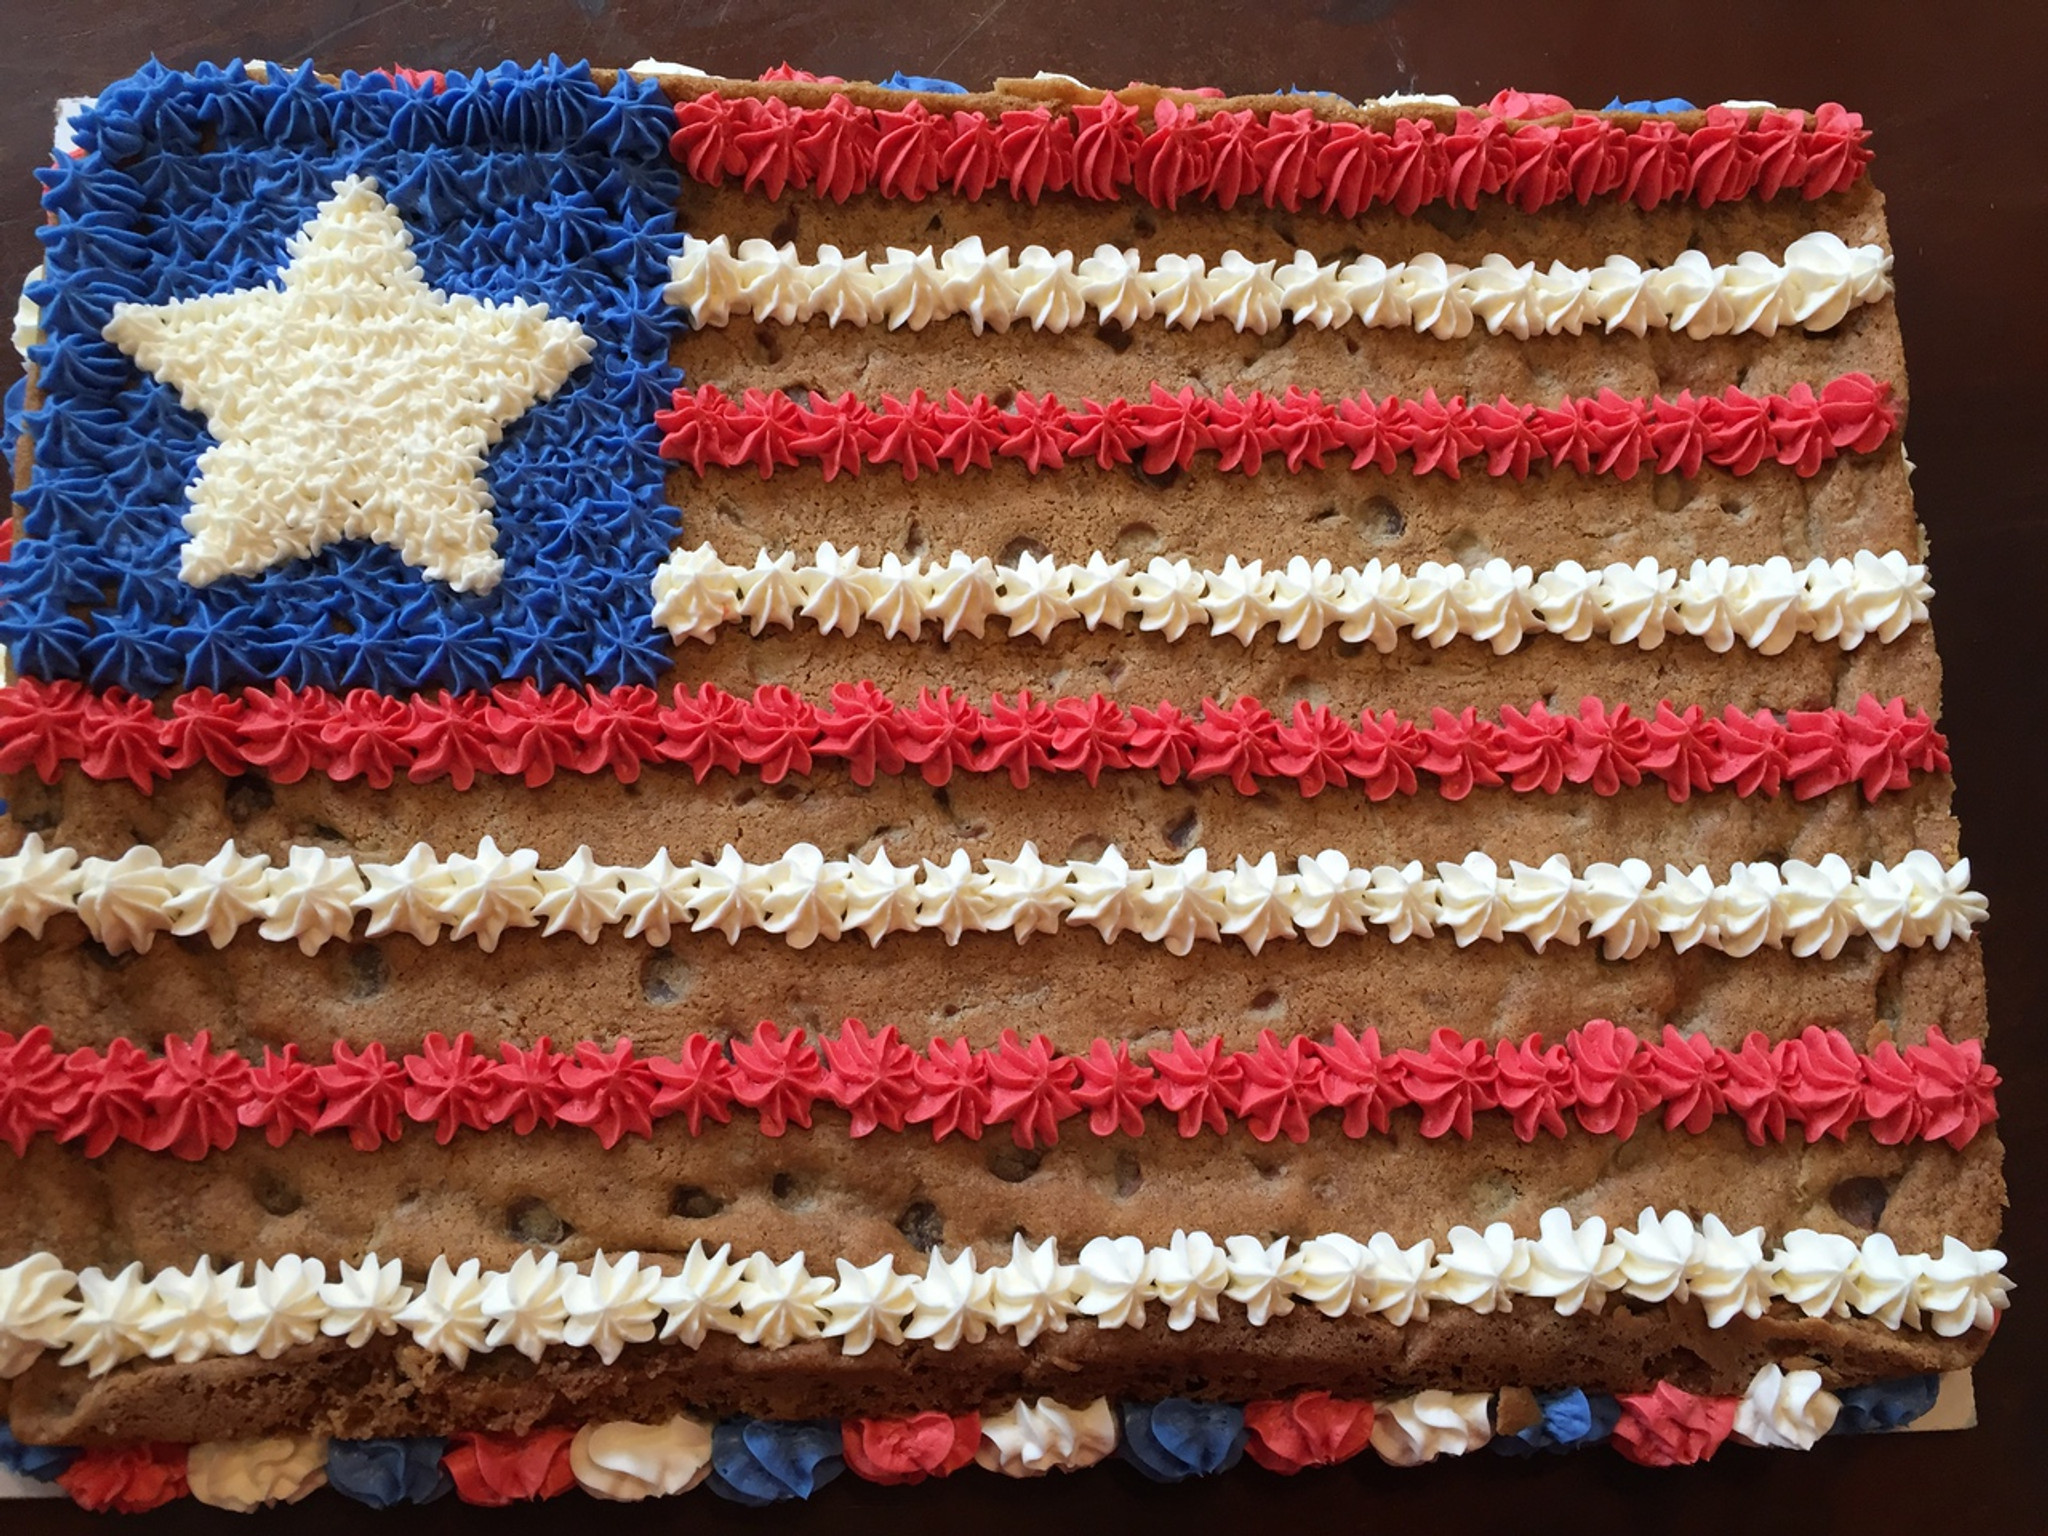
[
  {"x1": 442, "y1": 1429, "x2": 578, "y2": 1505},
  {"x1": 0, "y1": 1021, "x2": 1997, "y2": 1159},
  {"x1": 1243, "y1": 1392, "x2": 1377, "y2": 1472},
  {"x1": 1610, "y1": 1383, "x2": 1740, "y2": 1466},
  {"x1": 55, "y1": 1443, "x2": 190, "y2": 1513},
  {"x1": 654, "y1": 378, "x2": 1898, "y2": 484},
  {"x1": 0, "y1": 681, "x2": 1948, "y2": 804},
  {"x1": 669, "y1": 93, "x2": 1870, "y2": 212},
  {"x1": 841, "y1": 1412, "x2": 981, "y2": 1483}
]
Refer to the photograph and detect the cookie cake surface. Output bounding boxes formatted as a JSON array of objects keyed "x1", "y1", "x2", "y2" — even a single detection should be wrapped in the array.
[{"x1": 0, "y1": 56, "x2": 2009, "y2": 1509}]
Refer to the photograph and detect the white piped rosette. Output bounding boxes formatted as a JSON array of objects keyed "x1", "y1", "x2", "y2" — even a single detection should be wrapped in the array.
[
  {"x1": 975, "y1": 1397, "x2": 1120, "y2": 1476},
  {"x1": 186, "y1": 1437, "x2": 329, "y2": 1512},
  {"x1": 569, "y1": 1416, "x2": 716, "y2": 1500}
]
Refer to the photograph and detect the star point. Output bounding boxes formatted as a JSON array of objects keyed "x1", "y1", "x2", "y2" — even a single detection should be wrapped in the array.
[{"x1": 103, "y1": 174, "x2": 592, "y2": 595}]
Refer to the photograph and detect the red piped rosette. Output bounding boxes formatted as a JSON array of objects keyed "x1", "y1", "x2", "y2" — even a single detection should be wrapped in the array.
[
  {"x1": 1, "y1": 1021, "x2": 1997, "y2": 1160},
  {"x1": 0, "y1": 682, "x2": 1948, "y2": 804},
  {"x1": 840, "y1": 1413, "x2": 981, "y2": 1484},
  {"x1": 442, "y1": 1429, "x2": 578, "y2": 1505},
  {"x1": 54, "y1": 1443, "x2": 190, "y2": 1513},
  {"x1": 669, "y1": 92, "x2": 1870, "y2": 212},
  {"x1": 656, "y1": 379, "x2": 1898, "y2": 484},
  {"x1": 1610, "y1": 1383, "x2": 1740, "y2": 1466},
  {"x1": 1243, "y1": 1392, "x2": 1377, "y2": 1472}
]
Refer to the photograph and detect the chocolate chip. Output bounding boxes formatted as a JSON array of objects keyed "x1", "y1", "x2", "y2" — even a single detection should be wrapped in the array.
[
  {"x1": 1112, "y1": 521, "x2": 1162, "y2": 561},
  {"x1": 1469, "y1": 1168, "x2": 1519, "y2": 1219},
  {"x1": 1164, "y1": 810, "x2": 1199, "y2": 850},
  {"x1": 1829, "y1": 1176, "x2": 1891, "y2": 1231},
  {"x1": 250, "y1": 1168, "x2": 302, "y2": 1217},
  {"x1": 768, "y1": 208, "x2": 800, "y2": 246},
  {"x1": 1874, "y1": 965, "x2": 1905, "y2": 1025},
  {"x1": 7, "y1": 779, "x2": 60, "y2": 833},
  {"x1": 505, "y1": 1197, "x2": 570, "y2": 1246},
  {"x1": 83, "y1": 943, "x2": 137, "y2": 971},
  {"x1": 640, "y1": 952, "x2": 693, "y2": 1006},
  {"x1": 770, "y1": 1171, "x2": 810, "y2": 1208},
  {"x1": 670, "y1": 1185, "x2": 727, "y2": 1219},
  {"x1": 1064, "y1": 833, "x2": 1110, "y2": 863},
  {"x1": 986, "y1": 1145, "x2": 1042, "y2": 1183},
  {"x1": 897, "y1": 1200, "x2": 945, "y2": 1251},
  {"x1": 1093, "y1": 320, "x2": 1135, "y2": 353},
  {"x1": 1113, "y1": 1151, "x2": 1144, "y2": 1199},
  {"x1": 224, "y1": 778, "x2": 274, "y2": 823},
  {"x1": 1419, "y1": 200, "x2": 1476, "y2": 241},
  {"x1": 1248, "y1": 990, "x2": 1283, "y2": 1016},
  {"x1": 343, "y1": 945, "x2": 388, "y2": 1000},
  {"x1": 1364, "y1": 496, "x2": 1405, "y2": 540},
  {"x1": 998, "y1": 535, "x2": 1051, "y2": 567}
]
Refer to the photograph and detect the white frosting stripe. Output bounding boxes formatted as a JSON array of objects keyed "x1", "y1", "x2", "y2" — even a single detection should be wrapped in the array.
[
  {"x1": 664, "y1": 231, "x2": 1891, "y2": 339},
  {"x1": 0, "y1": 1222, "x2": 2005, "y2": 1377},
  {"x1": 0, "y1": 836, "x2": 1983, "y2": 959},
  {"x1": 649, "y1": 543, "x2": 1933, "y2": 654}
]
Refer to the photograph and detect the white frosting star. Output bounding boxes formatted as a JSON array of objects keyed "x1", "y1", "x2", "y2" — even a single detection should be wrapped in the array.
[{"x1": 103, "y1": 175, "x2": 590, "y2": 594}]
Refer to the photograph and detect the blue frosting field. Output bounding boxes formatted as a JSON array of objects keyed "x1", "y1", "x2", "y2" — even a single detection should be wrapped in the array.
[{"x1": 4, "y1": 60, "x2": 685, "y2": 695}]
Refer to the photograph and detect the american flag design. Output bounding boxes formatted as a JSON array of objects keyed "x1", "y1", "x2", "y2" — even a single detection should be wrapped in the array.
[{"x1": 0, "y1": 60, "x2": 2005, "y2": 1502}]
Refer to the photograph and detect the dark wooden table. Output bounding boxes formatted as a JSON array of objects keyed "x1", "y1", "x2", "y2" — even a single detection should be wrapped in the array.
[{"x1": 1, "y1": 0, "x2": 2042, "y2": 1526}]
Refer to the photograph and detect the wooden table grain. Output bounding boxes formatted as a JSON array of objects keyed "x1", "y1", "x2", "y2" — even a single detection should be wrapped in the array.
[{"x1": 1, "y1": 0, "x2": 2042, "y2": 1526}]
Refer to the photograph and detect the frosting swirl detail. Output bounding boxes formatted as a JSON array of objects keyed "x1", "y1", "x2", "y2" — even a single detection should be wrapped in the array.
[
  {"x1": 656, "y1": 376, "x2": 1897, "y2": 484},
  {"x1": 667, "y1": 232, "x2": 1889, "y2": 339},
  {"x1": 0, "y1": 682, "x2": 1945, "y2": 809},
  {"x1": 1, "y1": 1021, "x2": 1997, "y2": 1159},
  {"x1": 670, "y1": 92, "x2": 1873, "y2": 214},
  {"x1": 186, "y1": 1437, "x2": 328, "y2": 1511},
  {"x1": 0, "y1": 838, "x2": 1981, "y2": 961},
  {"x1": 0, "y1": 1222, "x2": 2002, "y2": 1375},
  {"x1": 650, "y1": 544, "x2": 1932, "y2": 653},
  {"x1": 568, "y1": 1417, "x2": 714, "y2": 1500}
]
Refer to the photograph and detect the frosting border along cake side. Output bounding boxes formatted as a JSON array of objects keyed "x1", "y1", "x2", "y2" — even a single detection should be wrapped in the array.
[{"x1": 0, "y1": 55, "x2": 2006, "y2": 1508}]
